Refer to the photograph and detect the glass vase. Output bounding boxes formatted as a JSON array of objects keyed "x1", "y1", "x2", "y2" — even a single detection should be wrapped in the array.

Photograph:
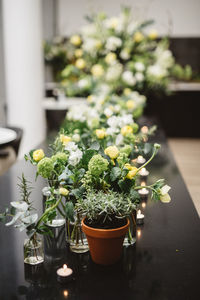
[
  {"x1": 123, "y1": 211, "x2": 137, "y2": 246},
  {"x1": 43, "y1": 196, "x2": 66, "y2": 228},
  {"x1": 24, "y1": 235, "x2": 44, "y2": 265},
  {"x1": 66, "y1": 214, "x2": 89, "y2": 254}
]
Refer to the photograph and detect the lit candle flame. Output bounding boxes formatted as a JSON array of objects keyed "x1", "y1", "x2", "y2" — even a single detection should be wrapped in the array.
[
  {"x1": 141, "y1": 182, "x2": 146, "y2": 186},
  {"x1": 142, "y1": 202, "x2": 146, "y2": 208},
  {"x1": 141, "y1": 126, "x2": 148, "y2": 134},
  {"x1": 137, "y1": 229, "x2": 141, "y2": 237},
  {"x1": 138, "y1": 209, "x2": 141, "y2": 215},
  {"x1": 63, "y1": 264, "x2": 67, "y2": 270},
  {"x1": 63, "y1": 290, "x2": 69, "y2": 297}
]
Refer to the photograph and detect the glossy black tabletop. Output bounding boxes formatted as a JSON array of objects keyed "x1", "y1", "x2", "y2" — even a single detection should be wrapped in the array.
[{"x1": 0, "y1": 129, "x2": 200, "y2": 300}]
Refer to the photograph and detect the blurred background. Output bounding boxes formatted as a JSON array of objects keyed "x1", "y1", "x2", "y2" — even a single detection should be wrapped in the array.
[{"x1": 0, "y1": 0, "x2": 199, "y2": 212}]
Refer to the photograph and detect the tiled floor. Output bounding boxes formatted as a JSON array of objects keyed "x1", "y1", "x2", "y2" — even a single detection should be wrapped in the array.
[{"x1": 168, "y1": 138, "x2": 200, "y2": 217}]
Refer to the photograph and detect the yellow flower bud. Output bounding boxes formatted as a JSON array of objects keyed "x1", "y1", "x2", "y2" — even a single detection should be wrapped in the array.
[
  {"x1": 33, "y1": 149, "x2": 45, "y2": 162},
  {"x1": 126, "y1": 167, "x2": 138, "y2": 179},
  {"x1": 74, "y1": 49, "x2": 83, "y2": 58},
  {"x1": 70, "y1": 34, "x2": 82, "y2": 46},
  {"x1": 96, "y1": 129, "x2": 106, "y2": 139},
  {"x1": 124, "y1": 163, "x2": 133, "y2": 171},
  {"x1": 105, "y1": 52, "x2": 117, "y2": 64},
  {"x1": 59, "y1": 187, "x2": 69, "y2": 196},
  {"x1": 75, "y1": 58, "x2": 86, "y2": 69},
  {"x1": 104, "y1": 146, "x2": 119, "y2": 159},
  {"x1": 124, "y1": 88, "x2": 132, "y2": 96},
  {"x1": 91, "y1": 64, "x2": 104, "y2": 77},
  {"x1": 126, "y1": 100, "x2": 135, "y2": 110},
  {"x1": 121, "y1": 125, "x2": 133, "y2": 136},
  {"x1": 148, "y1": 29, "x2": 158, "y2": 40},
  {"x1": 60, "y1": 134, "x2": 72, "y2": 146},
  {"x1": 87, "y1": 95, "x2": 94, "y2": 103},
  {"x1": 133, "y1": 32, "x2": 144, "y2": 43}
]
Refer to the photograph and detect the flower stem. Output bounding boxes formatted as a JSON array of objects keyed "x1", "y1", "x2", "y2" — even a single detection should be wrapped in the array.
[{"x1": 137, "y1": 147, "x2": 158, "y2": 173}]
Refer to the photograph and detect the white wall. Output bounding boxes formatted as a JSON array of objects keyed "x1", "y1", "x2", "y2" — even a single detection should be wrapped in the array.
[
  {"x1": 58, "y1": 0, "x2": 200, "y2": 37},
  {"x1": 2, "y1": 0, "x2": 45, "y2": 157}
]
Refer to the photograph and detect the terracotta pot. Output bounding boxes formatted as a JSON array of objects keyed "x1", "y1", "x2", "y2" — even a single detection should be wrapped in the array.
[{"x1": 82, "y1": 217, "x2": 130, "y2": 265}]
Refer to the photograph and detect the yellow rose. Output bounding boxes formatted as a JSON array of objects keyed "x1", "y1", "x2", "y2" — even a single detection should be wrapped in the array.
[
  {"x1": 75, "y1": 58, "x2": 86, "y2": 69},
  {"x1": 70, "y1": 35, "x2": 82, "y2": 46},
  {"x1": 33, "y1": 149, "x2": 45, "y2": 162},
  {"x1": 91, "y1": 64, "x2": 104, "y2": 77},
  {"x1": 60, "y1": 134, "x2": 72, "y2": 146},
  {"x1": 126, "y1": 100, "x2": 135, "y2": 110},
  {"x1": 104, "y1": 146, "x2": 119, "y2": 159},
  {"x1": 74, "y1": 49, "x2": 83, "y2": 58},
  {"x1": 59, "y1": 187, "x2": 69, "y2": 196},
  {"x1": 126, "y1": 167, "x2": 138, "y2": 179},
  {"x1": 133, "y1": 32, "x2": 144, "y2": 43},
  {"x1": 96, "y1": 129, "x2": 106, "y2": 139},
  {"x1": 121, "y1": 125, "x2": 133, "y2": 136},
  {"x1": 105, "y1": 52, "x2": 117, "y2": 64},
  {"x1": 148, "y1": 29, "x2": 158, "y2": 40},
  {"x1": 123, "y1": 88, "x2": 132, "y2": 96}
]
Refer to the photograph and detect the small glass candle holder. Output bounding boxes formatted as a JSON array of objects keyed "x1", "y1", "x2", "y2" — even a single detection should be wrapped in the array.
[
  {"x1": 138, "y1": 182, "x2": 149, "y2": 200},
  {"x1": 137, "y1": 155, "x2": 146, "y2": 166},
  {"x1": 136, "y1": 210, "x2": 144, "y2": 225}
]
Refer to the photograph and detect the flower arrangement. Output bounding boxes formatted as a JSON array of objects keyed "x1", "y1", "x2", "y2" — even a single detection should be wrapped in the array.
[{"x1": 44, "y1": 7, "x2": 193, "y2": 97}]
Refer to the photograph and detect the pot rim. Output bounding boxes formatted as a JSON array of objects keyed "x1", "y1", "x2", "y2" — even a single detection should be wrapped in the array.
[{"x1": 81, "y1": 217, "x2": 130, "y2": 239}]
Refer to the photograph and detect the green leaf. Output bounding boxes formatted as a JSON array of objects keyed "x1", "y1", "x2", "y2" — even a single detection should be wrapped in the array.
[
  {"x1": 110, "y1": 167, "x2": 121, "y2": 182},
  {"x1": 130, "y1": 190, "x2": 141, "y2": 202},
  {"x1": 65, "y1": 201, "x2": 74, "y2": 222},
  {"x1": 81, "y1": 149, "x2": 96, "y2": 168}
]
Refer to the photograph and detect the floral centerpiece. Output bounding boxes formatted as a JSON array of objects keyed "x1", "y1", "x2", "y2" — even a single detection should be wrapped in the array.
[{"x1": 44, "y1": 7, "x2": 193, "y2": 97}]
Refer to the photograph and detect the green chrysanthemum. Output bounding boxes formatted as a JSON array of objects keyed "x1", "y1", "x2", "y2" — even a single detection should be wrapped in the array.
[
  {"x1": 88, "y1": 154, "x2": 109, "y2": 176},
  {"x1": 37, "y1": 157, "x2": 54, "y2": 178}
]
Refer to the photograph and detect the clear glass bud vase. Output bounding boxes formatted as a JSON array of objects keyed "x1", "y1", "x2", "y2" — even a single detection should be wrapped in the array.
[
  {"x1": 123, "y1": 211, "x2": 137, "y2": 246},
  {"x1": 66, "y1": 214, "x2": 88, "y2": 253},
  {"x1": 24, "y1": 234, "x2": 44, "y2": 265}
]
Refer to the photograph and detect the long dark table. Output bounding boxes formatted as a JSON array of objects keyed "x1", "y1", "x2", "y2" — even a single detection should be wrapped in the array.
[{"x1": 0, "y1": 128, "x2": 200, "y2": 300}]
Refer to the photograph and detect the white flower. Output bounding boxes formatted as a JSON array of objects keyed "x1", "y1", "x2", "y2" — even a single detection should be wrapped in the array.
[
  {"x1": 107, "y1": 116, "x2": 119, "y2": 128},
  {"x1": 160, "y1": 185, "x2": 171, "y2": 203},
  {"x1": 120, "y1": 49, "x2": 130, "y2": 60},
  {"x1": 65, "y1": 142, "x2": 78, "y2": 152},
  {"x1": 67, "y1": 105, "x2": 87, "y2": 122},
  {"x1": 106, "y1": 36, "x2": 122, "y2": 51},
  {"x1": 135, "y1": 72, "x2": 144, "y2": 82},
  {"x1": 78, "y1": 78, "x2": 89, "y2": 88},
  {"x1": 127, "y1": 21, "x2": 139, "y2": 34},
  {"x1": 72, "y1": 133, "x2": 81, "y2": 142},
  {"x1": 82, "y1": 38, "x2": 100, "y2": 53},
  {"x1": 134, "y1": 62, "x2": 145, "y2": 72},
  {"x1": 119, "y1": 114, "x2": 134, "y2": 127},
  {"x1": 116, "y1": 134, "x2": 124, "y2": 145},
  {"x1": 42, "y1": 187, "x2": 51, "y2": 197},
  {"x1": 104, "y1": 107, "x2": 113, "y2": 118},
  {"x1": 122, "y1": 71, "x2": 136, "y2": 86},
  {"x1": 106, "y1": 64, "x2": 123, "y2": 82},
  {"x1": 147, "y1": 64, "x2": 167, "y2": 78},
  {"x1": 69, "y1": 149, "x2": 83, "y2": 166},
  {"x1": 6, "y1": 201, "x2": 29, "y2": 227},
  {"x1": 104, "y1": 17, "x2": 119, "y2": 29},
  {"x1": 106, "y1": 127, "x2": 118, "y2": 136},
  {"x1": 114, "y1": 105, "x2": 121, "y2": 113}
]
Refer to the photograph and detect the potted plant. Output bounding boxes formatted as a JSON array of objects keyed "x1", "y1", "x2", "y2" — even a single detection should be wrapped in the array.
[{"x1": 77, "y1": 190, "x2": 134, "y2": 265}]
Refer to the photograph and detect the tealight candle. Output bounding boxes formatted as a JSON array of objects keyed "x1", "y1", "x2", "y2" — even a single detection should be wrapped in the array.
[
  {"x1": 139, "y1": 167, "x2": 149, "y2": 181},
  {"x1": 137, "y1": 209, "x2": 144, "y2": 225},
  {"x1": 57, "y1": 264, "x2": 73, "y2": 284},
  {"x1": 137, "y1": 155, "x2": 146, "y2": 165},
  {"x1": 138, "y1": 182, "x2": 149, "y2": 198}
]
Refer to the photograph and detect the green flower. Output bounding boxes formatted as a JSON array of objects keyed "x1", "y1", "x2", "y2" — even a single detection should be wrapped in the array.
[
  {"x1": 120, "y1": 145, "x2": 132, "y2": 156},
  {"x1": 37, "y1": 158, "x2": 54, "y2": 178},
  {"x1": 51, "y1": 152, "x2": 68, "y2": 164},
  {"x1": 88, "y1": 154, "x2": 109, "y2": 176},
  {"x1": 117, "y1": 153, "x2": 129, "y2": 167}
]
